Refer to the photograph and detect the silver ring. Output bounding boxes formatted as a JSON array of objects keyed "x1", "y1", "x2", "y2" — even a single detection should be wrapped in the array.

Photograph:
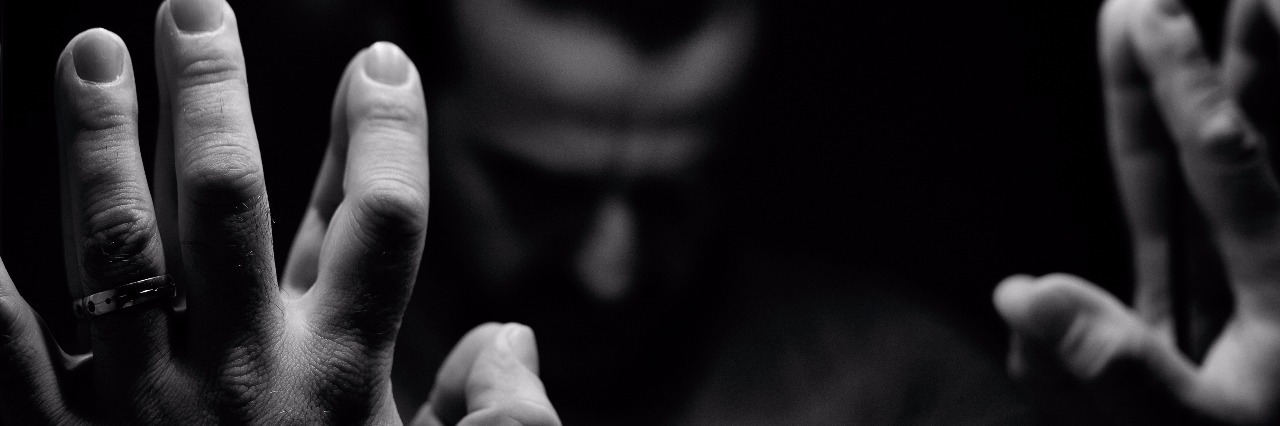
[{"x1": 72, "y1": 275, "x2": 176, "y2": 319}]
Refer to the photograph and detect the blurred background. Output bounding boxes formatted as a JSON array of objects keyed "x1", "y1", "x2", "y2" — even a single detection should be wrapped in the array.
[{"x1": 0, "y1": 0, "x2": 1233, "y2": 423}]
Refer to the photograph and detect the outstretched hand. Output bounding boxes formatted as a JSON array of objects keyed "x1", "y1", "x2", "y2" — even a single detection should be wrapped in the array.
[
  {"x1": 0, "y1": 0, "x2": 559, "y2": 423},
  {"x1": 995, "y1": 0, "x2": 1280, "y2": 424}
]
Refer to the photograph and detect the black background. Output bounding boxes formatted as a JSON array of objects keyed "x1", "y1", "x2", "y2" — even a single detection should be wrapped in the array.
[{"x1": 0, "y1": 0, "x2": 1230, "y2": 389}]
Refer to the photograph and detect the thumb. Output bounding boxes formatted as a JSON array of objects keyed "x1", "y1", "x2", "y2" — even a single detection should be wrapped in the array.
[
  {"x1": 993, "y1": 274, "x2": 1202, "y2": 423},
  {"x1": 412, "y1": 323, "x2": 560, "y2": 426}
]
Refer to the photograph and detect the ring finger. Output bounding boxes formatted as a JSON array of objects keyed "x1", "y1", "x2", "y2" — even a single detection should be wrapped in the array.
[{"x1": 54, "y1": 29, "x2": 174, "y2": 407}]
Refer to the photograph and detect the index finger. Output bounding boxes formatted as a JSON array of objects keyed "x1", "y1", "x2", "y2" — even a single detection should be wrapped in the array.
[
  {"x1": 1100, "y1": 0, "x2": 1180, "y2": 340},
  {"x1": 415, "y1": 323, "x2": 560, "y2": 426},
  {"x1": 1138, "y1": 0, "x2": 1280, "y2": 319}
]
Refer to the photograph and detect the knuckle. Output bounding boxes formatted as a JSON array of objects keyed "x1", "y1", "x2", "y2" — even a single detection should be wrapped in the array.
[
  {"x1": 70, "y1": 100, "x2": 137, "y2": 136},
  {"x1": 79, "y1": 201, "x2": 161, "y2": 285},
  {"x1": 1012, "y1": 275, "x2": 1092, "y2": 340},
  {"x1": 351, "y1": 95, "x2": 425, "y2": 136},
  {"x1": 175, "y1": 54, "x2": 245, "y2": 94},
  {"x1": 0, "y1": 293, "x2": 25, "y2": 341},
  {"x1": 352, "y1": 178, "x2": 428, "y2": 241},
  {"x1": 180, "y1": 141, "x2": 265, "y2": 207},
  {"x1": 1059, "y1": 318, "x2": 1146, "y2": 383},
  {"x1": 1191, "y1": 110, "x2": 1257, "y2": 162}
]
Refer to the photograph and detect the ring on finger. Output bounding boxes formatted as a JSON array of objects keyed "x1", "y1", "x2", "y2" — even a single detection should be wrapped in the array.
[{"x1": 72, "y1": 275, "x2": 176, "y2": 319}]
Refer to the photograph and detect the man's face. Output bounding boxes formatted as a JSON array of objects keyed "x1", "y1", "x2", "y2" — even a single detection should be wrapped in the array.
[{"x1": 436, "y1": 0, "x2": 758, "y2": 302}]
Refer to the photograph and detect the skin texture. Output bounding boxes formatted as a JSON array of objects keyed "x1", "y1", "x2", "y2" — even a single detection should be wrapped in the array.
[
  {"x1": 995, "y1": 0, "x2": 1280, "y2": 424},
  {"x1": 0, "y1": 0, "x2": 560, "y2": 424}
]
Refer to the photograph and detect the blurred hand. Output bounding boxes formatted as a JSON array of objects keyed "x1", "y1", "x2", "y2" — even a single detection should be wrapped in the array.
[
  {"x1": 408, "y1": 323, "x2": 561, "y2": 426},
  {"x1": 0, "y1": 0, "x2": 557, "y2": 423},
  {"x1": 994, "y1": 0, "x2": 1280, "y2": 424}
]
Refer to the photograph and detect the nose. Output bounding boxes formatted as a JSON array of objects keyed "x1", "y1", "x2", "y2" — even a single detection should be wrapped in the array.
[{"x1": 573, "y1": 193, "x2": 639, "y2": 303}]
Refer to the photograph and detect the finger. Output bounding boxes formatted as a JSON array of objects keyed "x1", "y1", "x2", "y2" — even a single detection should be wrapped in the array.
[
  {"x1": 1223, "y1": 0, "x2": 1280, "y2": 139},
  {"x1": 1099, "y1": 0, "x2": 1180, "y2": 340},
  {"x1": 457, "y1": 324, "x2": 559, "y2": 426},
  {"x1": 1117, "y1": 0, "x2": 1235, "y2": 360},
  {"x1": 154, "y1": 0, "x2": 280, "y2": 347},
  {"x1": 280, "y1": 54, "x2": 362, "y2": 296},
  {"x1": 54, "y1": 28, "x2": 172, "y2": 402},
  {"x1": 152, "y1": 5, "x2": 183, "y2": 311},
  {"x1": 303, "y1": 43, "x2": 428, "y2": 347},
  {"x1": 1130, "y1": 0, "x2": 1280, "y2": 317},
  {"x1": 1221, "y1": 2, "x2": 1280, "y2": 295},
  {"x1": 0, "y1": 260, "x2": 86, "y2": 424},
  {"x1": 414, "y1": 323, "x2": 560, "y2": 426},
  {"x1": 994, "y1": 274, "x2": 1204, "y2": 423},
  {"x1": 418, "y1": 323, "x2": 503, "y2": 425}
]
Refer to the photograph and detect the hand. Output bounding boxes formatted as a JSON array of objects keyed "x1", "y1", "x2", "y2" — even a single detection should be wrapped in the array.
[
  {"x1": 408, "y1": 323, "x2": 561, "y2": 426},
  {"x1": 994, "y1": 0, "x2": 1280, "y2": 424},
  {"x1": 0, "y1": 0, "x2": 435, "y2": 422}
]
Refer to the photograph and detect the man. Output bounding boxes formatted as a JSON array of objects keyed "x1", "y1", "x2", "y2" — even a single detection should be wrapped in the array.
[{"x1": 388, "y1": 1, "x2": 1031, "y2": 423}]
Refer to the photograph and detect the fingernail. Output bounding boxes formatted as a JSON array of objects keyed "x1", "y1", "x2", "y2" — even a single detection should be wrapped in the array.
[
  {"x1": 172, "y1": 0, "x2": 224, "y2": 33},
  {"x1": 364, "y1": 42, "x2": 410, "y2": 86},
  {"x1": 1158, "y1": 0, "x2": 1185, "y2": 16},
  {"x1": 73, "y1": 30, "x2": 124, "y2": 83}
]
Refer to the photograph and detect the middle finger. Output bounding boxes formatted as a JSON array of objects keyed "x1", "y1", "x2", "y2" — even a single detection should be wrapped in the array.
[{"x1": 154, "y1": 0, "x2": 281, "y2": 356}]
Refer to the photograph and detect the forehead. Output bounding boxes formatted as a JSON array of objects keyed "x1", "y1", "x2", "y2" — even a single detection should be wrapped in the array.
[{"x1": 449, "y1": 0, "x2": 759, "y2": 178}]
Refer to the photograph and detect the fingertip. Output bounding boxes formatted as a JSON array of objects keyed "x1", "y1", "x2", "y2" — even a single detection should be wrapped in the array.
[
  {"x1": 70, "y1": 29, "x2": 126, "y2": 84},
  {"x1": 501, "y1": 323, "x2": 540, "y2": 375},
  {"x1": 997, "y1": 274, "x2": 1036, "y2": 290},
  {"x1": 1098, "y1": 0, "x2": 1130, "y2": 38},
  {"x1": 1098, "y1": 0, "x2": 1137, "y2": 73},
  {"x1": 363, "y1": 42, "x2": 411, "y2": 86},
  {"x1": 474, "y1": 321, "x2": 506, "y2": 336},
  {"x1": 995, "y1": 273, "x2": 1109, "y2": 341},
  {"x1": 344, "y1": 43, "x2": 426, "y2": 127},
  {"x1": 170, "y1": 0, "x2": 225, "y2": 33},
  {"x1": 993, "y1": 274, "x2": 1037, "y2": 323}
]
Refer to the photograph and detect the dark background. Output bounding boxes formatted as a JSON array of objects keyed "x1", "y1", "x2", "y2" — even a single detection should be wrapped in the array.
[{"x1": 0, "y1": 0, "x2": 1229, "y2": 397}]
